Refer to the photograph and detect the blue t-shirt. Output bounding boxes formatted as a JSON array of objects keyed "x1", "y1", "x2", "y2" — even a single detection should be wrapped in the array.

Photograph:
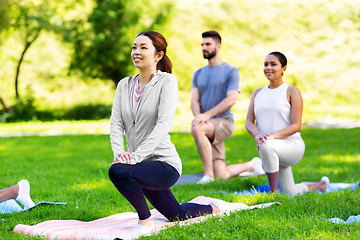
[{"x1": 192, "y1": 62, "x2": 240, "y2": 122}]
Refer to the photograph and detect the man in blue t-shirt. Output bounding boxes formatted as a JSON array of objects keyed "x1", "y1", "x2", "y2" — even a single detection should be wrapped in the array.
[{"x1": 192, "y1": 31, "x2": 260, "y2": 184}]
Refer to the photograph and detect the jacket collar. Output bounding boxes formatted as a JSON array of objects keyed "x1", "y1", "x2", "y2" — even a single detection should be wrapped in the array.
[
  {"x1": 127, "y1": 70, "x2": 163, "y2": 87},
  {"x1": 126, "y1": 71, "x2": 166, "y2": 117}
]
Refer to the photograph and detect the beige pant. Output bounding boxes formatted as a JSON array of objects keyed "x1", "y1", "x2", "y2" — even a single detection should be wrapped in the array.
[{"x1": 209, "y1": 117, "x2": 235, "y2": 161}]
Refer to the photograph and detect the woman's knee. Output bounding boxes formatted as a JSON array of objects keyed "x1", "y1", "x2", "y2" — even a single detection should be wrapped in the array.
[
  {"x1": 281, "y1": 187, "x2": 297, "y2": 196},
  {"x1": 108, "y1": 164, "x2": 129, "y2": 182},
  {"x1": 108, "y1": 165, "x2": 117, "y2": 181},
  {"x1": 258, "y1": 142, "x2": 275, "y2": 160},
  {"x1": 259, "y1": 142, "x2": 279, "y2": 173}
]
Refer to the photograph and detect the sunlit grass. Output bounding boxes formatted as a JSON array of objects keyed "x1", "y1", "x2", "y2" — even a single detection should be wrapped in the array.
[
  {"x1": 71, "y1": 178, "x2": 111, "y2": 191},
  {"x1": 0, "y1": 120, "x2": 110, "y2": 134},
  {"x1": 0, "y1": 128, "x2": 359, "y2": 239}
]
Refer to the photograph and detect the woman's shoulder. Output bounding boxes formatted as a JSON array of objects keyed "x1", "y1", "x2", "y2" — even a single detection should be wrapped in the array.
[
  {"x1": 286, "y1": 85, "x2": 301, "y2": 94},
  {"x1": 116, "y1": 76, "x2": 133, "y2": 88},
  {"x1": 253, "y1": 86, "x2": 264, "y2": 95},
  {"x1": 156, "y1": 71, "x2": 177, "y2": 82},
  {"x1": 249, "y1": 86, "x2": 264, "y2": 101}
]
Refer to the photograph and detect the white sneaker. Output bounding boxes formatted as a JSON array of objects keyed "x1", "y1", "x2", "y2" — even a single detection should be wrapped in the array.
[
  {"x1": 320, "y1": 176, "x2": 330, "y2": 192},
  {"x1": 15, "y1": 180, "x2": 35, "y2": 210},
  {"x1": 197, "y1": 175, "x2": 214, "y2": 184},
  {"x1": 251, "y1": 157, "x2": 265, "y2": 175}
]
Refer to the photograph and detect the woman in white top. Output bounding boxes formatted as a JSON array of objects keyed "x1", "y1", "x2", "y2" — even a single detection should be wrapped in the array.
[{"x1": 245, "y1": 51, "x2": 329, "y2": 196}]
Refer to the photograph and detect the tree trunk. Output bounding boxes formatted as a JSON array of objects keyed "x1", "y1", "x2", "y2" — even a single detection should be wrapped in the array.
[
  {"x1": 15, "y1": 28, "x2": 41, "y2": 99},
  {"x1": 0, "y1": 96, "x2": 14, "y2": 112}
]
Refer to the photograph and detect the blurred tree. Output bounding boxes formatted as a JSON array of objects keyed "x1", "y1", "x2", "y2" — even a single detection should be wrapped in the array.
[
  {"x1": 69, "y1": 0, "x2": 174, "y2": 86},
  {"x1": 0, "y1": 0, "x2": 11, "y2": 110},
  {"x1": 0, "y1": 0, "x2": 83, "y2": 117},
  {"x1": 0, "y1": 0, "x2": 10, "y2": 37},
  {"x1": 1, "y1": 0, "x2": 86, "y2": 101},
  {"x1": 8, "y1": 0, "x2": 66, "y2": 100}
]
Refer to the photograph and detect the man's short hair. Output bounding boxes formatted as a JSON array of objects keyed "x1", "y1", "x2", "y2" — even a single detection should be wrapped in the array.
[{"x1": 202, "y1": 31, "x2": 221, "y2": 44}]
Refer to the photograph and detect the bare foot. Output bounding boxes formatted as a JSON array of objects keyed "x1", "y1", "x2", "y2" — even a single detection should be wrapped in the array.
[
  {"x1": 210, "y1": 203, "x2": 221, "y2": 214},
  {"x1": 138, "y1": 216, "x2": 154, "y2": 229},
  {"x1": 318, "y1": 181, "x2": 326, "y2": 192},
  {"x1": 131, "y1": 216, "x2": 155, "y2": 234},
  {"x1": 307, "y1": 176, "x2": 329, "y2": 192}
]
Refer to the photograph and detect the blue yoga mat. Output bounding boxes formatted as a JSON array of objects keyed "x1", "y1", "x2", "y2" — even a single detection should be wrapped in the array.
[
  {"x1": 220, "y1": 182, "x2": 360, "y2": 196},
  {"x1": 0, "y1": 199, "x2": 66, "y2": 214},
  {"x1": 327, "y1": 214, "x2": 360, "y2": 224}
]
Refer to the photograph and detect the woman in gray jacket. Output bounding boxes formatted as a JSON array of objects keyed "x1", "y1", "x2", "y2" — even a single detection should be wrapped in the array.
[{"x1": 108, "y1": 31, "x2": 220, "y2": 234}]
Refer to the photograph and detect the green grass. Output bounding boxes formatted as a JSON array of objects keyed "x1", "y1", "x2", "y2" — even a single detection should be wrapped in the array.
[
  {"x1": 0, "y1": 120, "x2": 110, "y2": 134},
  {"x1": 0, "y1": 128, "x2": 360, "y2": 239}
]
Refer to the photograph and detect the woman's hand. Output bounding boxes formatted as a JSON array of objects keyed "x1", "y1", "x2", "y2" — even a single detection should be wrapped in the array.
[
  {"x1": 255, "y1": 133, "x2": 270, "y2": 150},
  {"x1": 111, "y1": 152, "x2": 133, "y2": 165}
]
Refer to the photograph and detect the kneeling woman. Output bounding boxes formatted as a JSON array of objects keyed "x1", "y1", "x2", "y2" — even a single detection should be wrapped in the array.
[
  {"x1": 108, "y1": 31, "x2": 219, "y2": 234},
  {"x1": 245, "y1": 51, "x2": 328, "y2": 196}
]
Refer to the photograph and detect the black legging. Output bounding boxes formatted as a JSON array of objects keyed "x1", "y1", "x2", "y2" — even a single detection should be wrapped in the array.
[{"x1": 108, "y1": 160, "x2": 212, "y2": 221}]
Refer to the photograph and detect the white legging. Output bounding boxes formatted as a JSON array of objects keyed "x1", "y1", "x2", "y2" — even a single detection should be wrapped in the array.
[{"x1": 259, "y1": 136, "x2": 308, "y2": 196}]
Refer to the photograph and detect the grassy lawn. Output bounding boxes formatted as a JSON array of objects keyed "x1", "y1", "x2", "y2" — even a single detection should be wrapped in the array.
[{"x1": 0, "y1": 127, "x2": 359, "y2": 239}]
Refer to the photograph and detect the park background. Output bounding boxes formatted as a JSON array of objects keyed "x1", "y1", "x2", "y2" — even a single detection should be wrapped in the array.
[
  {"x1": 1, "y1": 0, "x2": 360, "y2": 239},
  {"x1": 1, "y1": 0, "x2": 360, "y2": 129}
]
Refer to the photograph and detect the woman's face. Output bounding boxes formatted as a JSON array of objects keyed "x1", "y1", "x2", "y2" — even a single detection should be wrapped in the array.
[
  {"x1": 131, "y1": 35, "x2": 161, "y2": 70},
  {"x1": 263, "y1": 54, "x2": 286, "y2": 81}
]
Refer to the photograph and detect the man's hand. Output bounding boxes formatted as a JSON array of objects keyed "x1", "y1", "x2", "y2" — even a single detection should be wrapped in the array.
[{"x1": 192, "y1": 113, "x2": 211, "y2": 127}]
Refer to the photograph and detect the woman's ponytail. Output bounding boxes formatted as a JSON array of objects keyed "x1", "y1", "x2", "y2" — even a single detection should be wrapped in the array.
[{"x1": 157, "y1": 54, "x2": 172, "y2": 73}]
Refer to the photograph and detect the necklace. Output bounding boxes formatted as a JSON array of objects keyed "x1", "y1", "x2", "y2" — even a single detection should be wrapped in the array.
[{"x1": 134, "y1": 76, "x2": 146, "y2": 102}]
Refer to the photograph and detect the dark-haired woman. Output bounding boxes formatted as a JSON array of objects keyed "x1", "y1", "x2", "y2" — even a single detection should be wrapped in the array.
[
  {"x1": 245, "y1": 51, "x2": 329, "y2": 196},
  {"x1": 108, "y1": 31, "x2": 221, "y2": 234}
]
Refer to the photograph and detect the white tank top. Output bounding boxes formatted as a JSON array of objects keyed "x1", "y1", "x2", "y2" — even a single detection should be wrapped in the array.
[{"x1": 254, "y1": 82, "x2": 300, "y2": 137}]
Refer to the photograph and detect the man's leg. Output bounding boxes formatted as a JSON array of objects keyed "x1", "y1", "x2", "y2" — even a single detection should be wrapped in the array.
[
  {"x1": 191, "y1": 121, "x2": 215, "y2": 180},
  {"x1": 213, "y1": 159, "x2": 256, "y2": 180},
  {"x1": 209, "y1": 118, "x2": 237, "y2": 180}
]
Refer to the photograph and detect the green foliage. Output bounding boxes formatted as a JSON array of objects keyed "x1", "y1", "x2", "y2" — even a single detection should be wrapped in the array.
[
  {"x1": 0, "y1": 0, "x2": 10, "y2": 38},
  {"x1": 2, "y1": 104, "x2": 112, "y2": 122},
  {"x1": 62, "y1": 103, "x2": 111, "y2": 120},
  {"x1": 0, "y1": 0, "x2": 85, "y2": 100},
  {"x1": 1, "y1": 86, "x2": 53, "y2": 122},
  {"x1": 69, "y1": 0, "x2": 175, "y2": 86},
  {"x1": 1, "y1": 0, "x2": 360, "y2": 123},
  {"x1": 0, "y1": 86, "x2": 111, "y2": 122},
  {"x1": 0, "y1": 127, "x2": 359, "y2": 239}
]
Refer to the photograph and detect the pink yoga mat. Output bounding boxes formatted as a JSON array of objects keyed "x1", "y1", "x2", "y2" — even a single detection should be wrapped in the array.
[{"x1": 13, "y1": 196, "x2": 278, "y2": 240}]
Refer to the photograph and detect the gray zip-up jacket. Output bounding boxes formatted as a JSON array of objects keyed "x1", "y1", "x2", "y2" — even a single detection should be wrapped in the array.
[{"x1": 110, "y1": 71, "x2": 182, "y2": 174}]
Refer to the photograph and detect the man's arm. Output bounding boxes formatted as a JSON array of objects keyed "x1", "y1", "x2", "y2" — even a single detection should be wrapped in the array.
[
  {"x1": 191, "y1": 88, "x2": 201, "y2": 116},
  {"x1": 191, "y1": 89, "x2": 238, "y2": 125},
  {"x1": 205, "y1": 89, "x2": 238, "y2": 117}
]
